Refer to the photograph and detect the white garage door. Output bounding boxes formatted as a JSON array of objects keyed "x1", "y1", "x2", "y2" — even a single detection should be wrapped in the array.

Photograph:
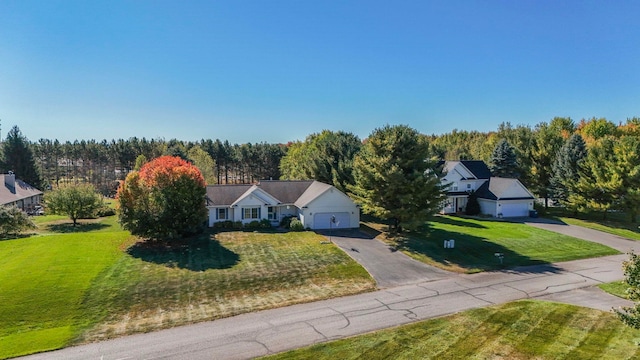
[
  {"x1": 500, "y1": 203, "x2": 530, "y2": 217},
  {"x1": 313, "y1": 212, "x2": 350, "y2": 230}
]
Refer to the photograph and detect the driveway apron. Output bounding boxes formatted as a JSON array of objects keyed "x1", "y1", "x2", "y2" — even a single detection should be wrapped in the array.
[{"x1": 320, "y1": 230, "x2": 451, "y2": 288}]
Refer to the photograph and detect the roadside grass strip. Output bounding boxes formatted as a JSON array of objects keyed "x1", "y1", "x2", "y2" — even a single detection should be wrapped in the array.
[
  {"x1": 264, "y1": 300, "x2": 640, "y2": 360},
  {"x1": 600, "y1": 281, "x2": 629, "y2": 299},
  {"x1": 382, "y1": 216, "x2": 620, "y2": 273}
]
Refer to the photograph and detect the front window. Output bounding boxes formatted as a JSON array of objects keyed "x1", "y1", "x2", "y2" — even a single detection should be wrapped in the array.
[
  {"x1": 217, "y1": 208, "x2": 228, "y2": 220},
  {"x1": 243, "y1": 207, "x2": 260, "y2": 219},
  {"x1": 268, "y1": 206, "x2": 277, "y2": 220}
]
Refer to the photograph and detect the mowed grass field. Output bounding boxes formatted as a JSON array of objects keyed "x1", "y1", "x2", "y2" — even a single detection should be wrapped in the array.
[
  {"x1": 265, "y1": 300, "x2": 640, "y2": 360},
  {"x1": 367, "y1": 216, "x2": 620, "y2": 273},
  {"x1": 0, "y1": 216, "x2": 375, "y2": 359}
]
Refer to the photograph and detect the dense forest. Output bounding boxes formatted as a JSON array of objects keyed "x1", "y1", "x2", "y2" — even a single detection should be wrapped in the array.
[{"x1": 5, "y1": 116, "x2": 640, "y2": 219}]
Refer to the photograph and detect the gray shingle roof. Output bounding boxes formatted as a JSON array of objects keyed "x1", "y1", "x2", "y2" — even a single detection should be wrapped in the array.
[
  {"x1": 0, "y1": 175, "x2": 43, "y2": 206},
  {"x1": 460, "y1": 161, "x2": 492, "y2": 179},
  {"x1": 475, "y1": 177, "x2": 533, "y2": 200},
  {"x1": 206, "y1": 180, "x2": 319, "y2": 206}
]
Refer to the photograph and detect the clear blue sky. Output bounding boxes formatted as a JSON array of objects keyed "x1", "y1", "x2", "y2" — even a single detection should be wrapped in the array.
[{"x1": 1, "y1": 0, "x2": 639, "y2": 144}]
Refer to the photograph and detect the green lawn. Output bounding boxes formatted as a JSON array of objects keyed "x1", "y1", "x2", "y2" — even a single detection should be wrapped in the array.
[
  {"x1": 0, "y1": 220, "x2": 131, "y2": 359},
  {"x1": 0, "y1": 218, "x2": 374, "y2": 359},
  {"x1": 600, "y1": 281, "x2": 629, "y2": 299},
  {"x1": 264, "y1": 300, "x2": 640, "y2": 360},
  {"x1": 373, "y1": 216, "x2": 619, "y2": 273}
]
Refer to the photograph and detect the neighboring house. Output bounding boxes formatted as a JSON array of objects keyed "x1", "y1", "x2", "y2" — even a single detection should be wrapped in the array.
[
  {"x1": 206, "y1": 180, "x2": 360, "y2": 229},
  {"x1": 440, "y1": 161, "x2": 535, "y2": 218},
  {"x1": 0, "y1": 173, "x2": 43, "y2": 212}
]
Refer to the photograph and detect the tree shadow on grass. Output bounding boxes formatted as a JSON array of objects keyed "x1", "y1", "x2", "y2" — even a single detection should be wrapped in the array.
[
  {"x1": 393, "y1": 227, "x2": 561, "y2": 274},
  {"x1": 127, "y1": 234, "x2": 240, "y2": 271},
  {"x1": 46, "y1": 222, "x2": 110, "y2": 233},
  {"x1": 432, "y1": 215, "x2": 489, "y2": 229}
]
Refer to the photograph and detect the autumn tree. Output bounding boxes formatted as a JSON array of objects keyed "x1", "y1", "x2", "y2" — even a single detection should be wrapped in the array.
[
  {"x1": 45, "y1": 183, "x2": 103, "y2": 226},
  {"x1": 350, "y1": 124, "x2": 446, "y2": 232},
  {"x1": 117, "y1": 155, "x2": 207, "y2": 240},
  {"x1": 489, "y1": 139, "x2": 520, "y2": 178}
]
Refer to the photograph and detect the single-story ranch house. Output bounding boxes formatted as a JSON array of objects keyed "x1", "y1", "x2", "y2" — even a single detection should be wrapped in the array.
[
  {"x1": 206, "y1": 180, "x2": 360, "y2": 230},
  {"x1": 0, "y1": 172, "x2": 43, "y2": 212},
  {"x1": 440, "y1": 160, "x2": 535, "y2": 217}
]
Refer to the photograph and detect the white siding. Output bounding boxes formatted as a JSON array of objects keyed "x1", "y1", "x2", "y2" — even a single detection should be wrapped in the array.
[
  {"x1": 478, "y1": 199, "x2": 498, "y2": 217},
  {"x1": 304, "y1": 189, "x2": 359, "y2": 229}
]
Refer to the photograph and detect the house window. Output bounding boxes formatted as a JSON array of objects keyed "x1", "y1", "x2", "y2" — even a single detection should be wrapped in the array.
[
  {"x1": 217, "y1": 208, "x2": 228, "y2": 220},
  {"x1": 267, "y1": 206, "x2": 277, "y2": 220},
  {"x1": 467, "y1": 183, "x2": 471, "y2": 189},
  {"x1": 452, "y1": 182, "x2": 458, "y2": 191},
  {"x1": 243, "y1": 207, "x2": 260, "y2": 219}
]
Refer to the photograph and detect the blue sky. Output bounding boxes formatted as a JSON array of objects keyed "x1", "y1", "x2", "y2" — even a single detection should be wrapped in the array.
[{"x1": 1, "y1": 0, "x2": 639, "y2": 144}]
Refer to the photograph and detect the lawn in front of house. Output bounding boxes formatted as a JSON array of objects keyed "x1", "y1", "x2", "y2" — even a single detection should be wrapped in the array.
[
  {"x1": 0, "y1": 216, "x2": 375, "y2": 359},
  {"x1": 367, "y1": 216, "x2": 619, "y2": 273},
  {"x1": 80, "y1": 230, "x2": 375, "y2": 342},
  {"x1": 264, "y1": 300, "x2": 640, "y2": 360}
]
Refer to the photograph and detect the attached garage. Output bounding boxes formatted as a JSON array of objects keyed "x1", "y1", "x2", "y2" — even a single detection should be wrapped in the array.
[
  {"x1": 313, "y1": 212, "x2": 351, "y2": 230},
  {"x1": 499, "y1": 202, "x2": 531, "y2": 217}
]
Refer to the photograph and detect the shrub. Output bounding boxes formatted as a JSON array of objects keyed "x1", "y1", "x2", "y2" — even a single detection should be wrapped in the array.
[
  {"x1": 289, "y1": 218, "x2": 304, "y2": 232},
  {"x1": 96, "y1": 205, "x2": 116, "y2": 217},
  {"x1": 233, "y1": 221, "x2": 243, "y2": 229},
  {"x1": 213, "y1": 220, "x2": 234, "y2": 230},
  {"x1": 245, "y1": 220, "x2": 261, "y2": 230},
  {"x1": 259, "y1": 218, "x2": 272, "y2": 229},
  {"x1": 280, "y1": 215, "x2": 294, "y2": 228}
]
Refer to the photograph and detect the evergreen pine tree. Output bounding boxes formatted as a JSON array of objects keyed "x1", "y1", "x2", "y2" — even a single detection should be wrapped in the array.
[
  {"x1": 349, "y1": 124, "x2": 447, "y2": 232},
  {"x1": 465, "y1": 190, "x2": 481, "y2": 215},
  {"x1": 489, "y1": 138, "x2": 519, "y2": 178},
  {"x1": 550, "y1": 134, "x2": 587, "y2": 206},
  {"x1": 2, "y1": 126, "x2": 42, "y2": 188}
]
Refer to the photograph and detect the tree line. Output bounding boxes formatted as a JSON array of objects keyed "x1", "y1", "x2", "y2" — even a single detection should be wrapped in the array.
[{"x1": 5, "y1": 116, "x2": 640, "y2": 221}]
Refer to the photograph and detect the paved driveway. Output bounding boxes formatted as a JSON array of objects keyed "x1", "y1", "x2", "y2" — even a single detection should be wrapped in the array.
[
  {"x1": 519, "y1": 217, "x2": 640, "y2": 254},
  {"x1": 318, "y1": 230, "x2": 451, "y2": 288}
]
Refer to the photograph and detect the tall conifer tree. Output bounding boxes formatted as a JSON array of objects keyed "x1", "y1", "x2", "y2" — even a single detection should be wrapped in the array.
[{"x1": 489, "y1": 139, "x2": 519, "y2": 178}]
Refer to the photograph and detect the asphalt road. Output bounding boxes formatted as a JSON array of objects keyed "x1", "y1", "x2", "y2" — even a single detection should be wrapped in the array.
[{"x1": 20, "y1": 221, "x2": 640, "y2": 360}]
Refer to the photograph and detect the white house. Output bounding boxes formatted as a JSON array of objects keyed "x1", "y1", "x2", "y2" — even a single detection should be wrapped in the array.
[
  {"x1": 0, "y1": 173, "x2": 43, "y2": 212},
  {"x1": 206, "y1": 180, "x2": 360, "y2": 229},
  {"x1": 441, "y1": 161, "x2": 535, "y2": 218}
]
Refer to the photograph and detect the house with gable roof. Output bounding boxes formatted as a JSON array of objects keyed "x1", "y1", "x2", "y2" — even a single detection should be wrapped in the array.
[
  {"x1": 206, "y1": 180, "x2": 360, "y2": 229},
  {"x1": 0, "y1": 172, "x2": 43, "y2": 212},
  {"x1": 441, "y1": 161, "x2": 535, "y2": 217}
]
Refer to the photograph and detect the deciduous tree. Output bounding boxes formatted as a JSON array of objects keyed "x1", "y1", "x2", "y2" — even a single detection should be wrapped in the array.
[
  {"x1": 350, "y1": 124, "x2": 446, "y2": 232},
  {"x1": 0, "y1": 206, "x2": 35, "y2": 237},
  {"x1": 117, "y1": 155, "x2": 207, "y2": 240},
  {"x1": 45, "y1": 183, "x2": 103, "y2": 226}
]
